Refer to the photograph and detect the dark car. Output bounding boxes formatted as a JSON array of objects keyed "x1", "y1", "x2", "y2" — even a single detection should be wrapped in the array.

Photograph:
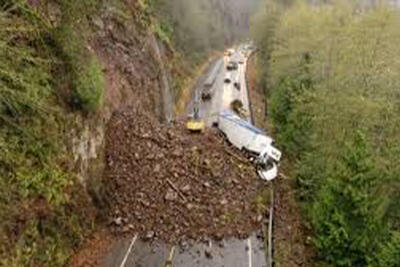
[
  {"x1": 234, "y1": 82, "x2": 241, "y2": 90},
  {"x1": 226, "y1": 61, "x2": 238, "y2": 71},
  {"x1": 201, "y1": 88, "x2": 212, "y2": 100}
]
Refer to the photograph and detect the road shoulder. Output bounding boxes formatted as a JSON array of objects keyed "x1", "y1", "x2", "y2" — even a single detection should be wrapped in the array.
[{"x1": 246, "y1": 54, "x2": 315, "y2": 267}]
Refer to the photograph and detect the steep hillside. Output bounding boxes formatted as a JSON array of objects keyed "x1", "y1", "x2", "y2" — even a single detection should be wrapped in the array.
[
  {"x1": 0, "y1": 0, "x2": 198, "y2": 265},
  {"x1": 252, "y1": 1, "x2": 400, "y2": 266},
  {"x1": 0, "y1": 0, "x2": 261, "y2": 264}
]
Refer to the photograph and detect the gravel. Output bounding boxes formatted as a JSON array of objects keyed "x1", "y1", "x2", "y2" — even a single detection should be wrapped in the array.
[{"x1": 104, "y1": 106, "x2": 266, "y2": 243}]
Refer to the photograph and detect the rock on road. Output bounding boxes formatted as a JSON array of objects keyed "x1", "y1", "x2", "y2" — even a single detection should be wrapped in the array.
[{"x1": 102, "y1": 46, "x2": 268, "y2": 267}]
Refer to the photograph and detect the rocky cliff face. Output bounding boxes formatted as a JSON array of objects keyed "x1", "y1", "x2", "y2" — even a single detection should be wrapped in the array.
[
  {"x1": 91, "y1": 9, "x2": 174, "y2": 122},
  {"x1": 0, "y1": 1, "x2": 178, "y2": 264},
  {"x1": 67, "y1": 0, "x2": 177, "y2": 187}
]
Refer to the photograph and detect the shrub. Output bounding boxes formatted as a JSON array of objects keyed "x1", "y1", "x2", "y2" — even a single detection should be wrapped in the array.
[
  {"x1": 269, "y1": 75, "x2": 313, "y2": 155},
  {"x1": 375, "y1": 232, "x2": 400, "y2": 267},
  {"x1": 71, "y1": 55, "x2": 104, "y2": 111},
  {"x1": 55, "y1": 1, "x2": 105, "y2": 112}
]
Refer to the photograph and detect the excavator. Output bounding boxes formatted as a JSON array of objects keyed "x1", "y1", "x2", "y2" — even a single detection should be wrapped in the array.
[{"x1": 186, "y1": 100, "x2": 205, "y2": 132}]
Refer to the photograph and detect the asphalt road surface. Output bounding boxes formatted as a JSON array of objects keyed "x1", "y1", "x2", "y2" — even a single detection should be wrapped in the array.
[
  {"x1": 187, "y1": 49, "x2": 251, "y2": 126},
  {"x1": 103, "y1": 232, "x2": 267, "y2": 267}
]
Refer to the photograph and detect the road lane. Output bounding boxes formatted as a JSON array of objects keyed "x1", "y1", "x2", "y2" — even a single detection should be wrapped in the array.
[
  {"x1": 188, "y1": 50, "x2": 250, "y2": 126},
  {"x1": 120, "y1": 235, "x2": 138, "y2": 267},
  {"x1": 168, "y1": 232, "x2": 266, "y2": 267}
]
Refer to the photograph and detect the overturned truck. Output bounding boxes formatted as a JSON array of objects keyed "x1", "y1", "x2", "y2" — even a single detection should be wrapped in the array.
[{"x1": 216, "y1": 111, "x2": 282, "y2": 181}]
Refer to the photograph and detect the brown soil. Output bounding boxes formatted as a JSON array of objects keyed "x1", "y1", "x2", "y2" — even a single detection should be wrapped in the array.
[
  {"x1": 273, "y1": 168, "x2": 315, "y2": 267},
  {"x1": 69, "y1": 229, "x2": 114, "y2": 267},
  {"x1": 247, "y1": 54, "x2": 315, "y2": 266},
  {"x1": 90, "y1": 2, "x2": 171, "y2": 121},
  {"x1": 103, "y1": 105, "x2": 267, "y2": 243},
  {"x1": 247, "y1": 54, "x2": 270, "y2": 130}
]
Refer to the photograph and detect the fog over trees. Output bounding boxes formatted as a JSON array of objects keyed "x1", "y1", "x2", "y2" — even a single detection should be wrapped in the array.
[{"x1": 152, "y1": 0, "x2": 261, "y2": 59}]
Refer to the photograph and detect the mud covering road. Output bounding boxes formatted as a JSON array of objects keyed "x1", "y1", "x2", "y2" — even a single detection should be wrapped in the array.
[
  {"x1": 90, "y1": 47, "x2": 271, "y2": 267},
  {"x1": 104, "y1": 105, "x2": 266, "y2": 243}
]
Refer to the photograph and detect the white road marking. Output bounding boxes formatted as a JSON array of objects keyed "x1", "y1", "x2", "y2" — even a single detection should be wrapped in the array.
[
  {"x1": 165, "y1": 246, "x2": 175, "y2": 267},
  {"x1": 120, "y1": 234, "x2": 138, "y2": 267},
  {"x1": 248, "y1": 238, "x2": 253, "y2": 267}
]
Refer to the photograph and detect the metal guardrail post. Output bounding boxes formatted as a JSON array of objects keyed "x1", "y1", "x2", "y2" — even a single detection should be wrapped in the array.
[{"x1": 267, "y1": 187, "x2": 274, "y2": 267}]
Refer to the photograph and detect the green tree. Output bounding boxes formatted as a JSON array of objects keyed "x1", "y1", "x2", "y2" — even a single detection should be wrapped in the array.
[
  {"x1": 252, "y1": 1, "x2": 400, "y2": 265},
  {"x1": 312, "y1": 133, "x2": 388, "y2": 266}
]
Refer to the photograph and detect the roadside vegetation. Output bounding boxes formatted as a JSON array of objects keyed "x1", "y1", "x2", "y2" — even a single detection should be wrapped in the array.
[
  {"x1": 55, "y1": 0, "x2": 105, "y2": 112},
  {"x1": 252, "y1": 0, "x2": 400, "y2": 266},
  {"x1": 0, "y1": 0, "x2": 110, "y2": 265}
]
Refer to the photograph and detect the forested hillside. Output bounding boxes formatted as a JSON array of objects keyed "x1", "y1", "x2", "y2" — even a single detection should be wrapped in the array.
[
  {"x1": 0, "y1": 0, "x2": 164, "y2": 265},
  {"x1": 152, "y1": 0, "x2": 259, "y2": 61},
  {"x1": 0, "y1": 0, "x2": 261, "y2": 265},
  {"x1": 252, "y1": 0, "x2": 400, "y2": 266}
]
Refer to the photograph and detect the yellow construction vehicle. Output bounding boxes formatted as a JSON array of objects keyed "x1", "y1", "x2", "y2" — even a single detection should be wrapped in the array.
[{"x1": 186, "y1": 101, "x2": 205, "y2": 132}]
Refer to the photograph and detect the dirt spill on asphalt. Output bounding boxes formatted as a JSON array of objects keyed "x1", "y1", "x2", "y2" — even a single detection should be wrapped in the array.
[{"x1": 104, "y1": 105, "x2": 268, "y2": 243}]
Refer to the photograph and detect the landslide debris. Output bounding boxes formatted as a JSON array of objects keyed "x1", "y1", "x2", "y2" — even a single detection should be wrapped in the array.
[{"x1": 104, "y1": 106, "x2": 266, "y2": 243}]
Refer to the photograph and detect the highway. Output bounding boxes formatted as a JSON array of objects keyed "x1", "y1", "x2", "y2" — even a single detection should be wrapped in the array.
[
  {"x1": 188, "y1": 48, "x2": 251, "y2": 126},
  {"x1": 102, "y1": 47, "x2": 268, "y2": 267}
]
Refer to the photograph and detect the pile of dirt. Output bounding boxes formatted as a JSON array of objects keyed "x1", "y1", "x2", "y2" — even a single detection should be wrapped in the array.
[{"x1": 104, "y1": 106, "x2": 267, "y2": 243}]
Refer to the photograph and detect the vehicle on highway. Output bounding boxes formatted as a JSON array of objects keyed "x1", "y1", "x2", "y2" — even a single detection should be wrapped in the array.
[
  {"x1": 201, "y1": 60, "x2": 223, "y2": 101},
  {"x1": 227, "y1": 61, "x2": 238, "y2": 71},
  {"x1": 201, "y1": 86, "x2": 213, "y2": 100},
  {"x1": 234, "y1": 82, "x2": 241, "y2": 90},
  {"x1": 216, "y1": 111, "x2": 282, "y2": 181},
  {"x1": 186, "y1": 102, "x2": 205, "y2": 132}
]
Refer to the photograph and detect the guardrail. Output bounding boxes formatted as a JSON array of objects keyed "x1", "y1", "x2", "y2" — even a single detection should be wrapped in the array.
[{"x1": 244, "y1": 49, "x2": 275, "y2": 267}]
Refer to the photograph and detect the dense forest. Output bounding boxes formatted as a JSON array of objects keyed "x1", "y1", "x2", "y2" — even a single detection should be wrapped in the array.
[
  {"x1": 151, "y1": 0, "x2": 260, "y2": 61},
  {"x1": 252, "y1": 0, "x2": 400, "y2": 266}
]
